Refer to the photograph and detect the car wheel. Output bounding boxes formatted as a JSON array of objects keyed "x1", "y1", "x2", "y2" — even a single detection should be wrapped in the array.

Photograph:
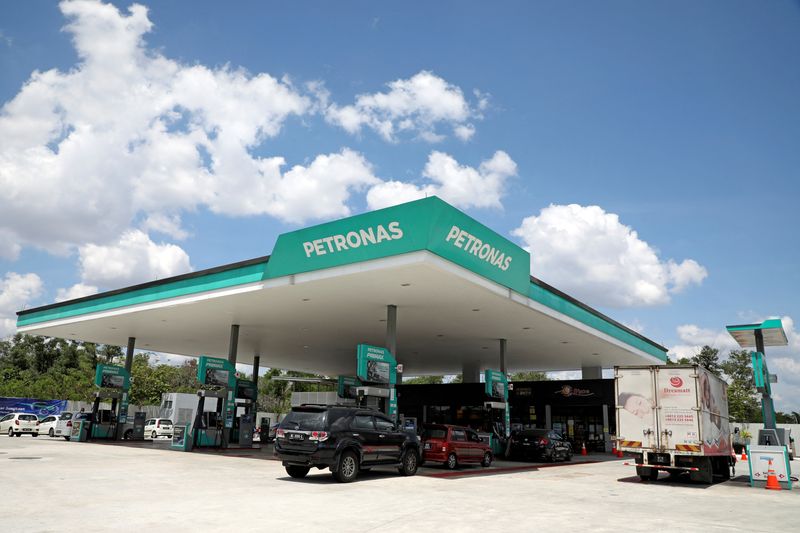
[
  {"x1": 123, "y1": 429, "x2": 133, "y2": 440},
  {"x1": 7, "y1": 428, "x2": 12, "y2": 437},
  {"x1": 398, "y1": 448, "x2": 419, "y2": 476},
  {"x1": 446, "y1": 453, "x2": 458, "y2": 470},
  {"x1": 49, "y1": 428, "x2": 54, "y2": 437},
  {"x1": 15, "y1": 433, "x2": 21, "y2": 437},
  {"x1": 64, "y1": 436, "x2": 71, "y2": 441},
  {"x1": 285, "y1": 465, "x2": 310, "y2": 479},
  {"x1": 565, "y1": 452, "x2": 572, "y2": 462},
  {"x1": 151, "y1": 431, "x2": 157, "y2": 439},
  {"x1": 482, "y1": 452, "x2": 493, "y2": 467},
  {"x1": 32, "y1": 433, "x2": 38, "y2": 437},
  {"x1": 333, "y1": 450, "x2": 359, "y2": 483}
]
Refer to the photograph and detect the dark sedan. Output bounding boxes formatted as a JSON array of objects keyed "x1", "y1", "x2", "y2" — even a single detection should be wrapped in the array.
[{"x1": 509, "y1": 429, "x2": 572, "y2": 462}]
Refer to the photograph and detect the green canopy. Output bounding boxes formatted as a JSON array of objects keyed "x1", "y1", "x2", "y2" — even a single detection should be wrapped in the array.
[{"x1": 726, "y1": 318, "x2": 788, "y2": 348}]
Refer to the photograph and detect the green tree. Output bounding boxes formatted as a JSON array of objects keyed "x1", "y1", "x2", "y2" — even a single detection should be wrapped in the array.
[
  {"x1": 404, "y1": 375, "x2": 444, "y2": 385},
  {"x1": 692, "y1": 345, "x2": 722, "y2": 376},
  {"x1": 509, "y1": 371, "x2": 549, "y2": 381},
  {"x1": 721, "y1": 349, "x2": 761, "y2": 423}
]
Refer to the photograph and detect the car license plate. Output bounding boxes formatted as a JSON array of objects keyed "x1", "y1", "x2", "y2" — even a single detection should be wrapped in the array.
[
  {"x1": 23, "y1": 428, "x2": 31, "y2": 432},
  {"x1": 424, "y1": 443, "x2": 431, "y2": 450},
  {"x1": 289, "y1": 433, "x2": 304, "y2": 441}
]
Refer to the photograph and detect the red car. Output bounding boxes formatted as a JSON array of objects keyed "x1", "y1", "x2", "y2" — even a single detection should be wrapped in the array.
[{"x1": 422, "y1": 424, "x2": 493, "y2": 469}]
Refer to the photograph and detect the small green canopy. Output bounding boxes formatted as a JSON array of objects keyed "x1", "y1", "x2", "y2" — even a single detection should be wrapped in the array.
[{"x1": 726, "y1": 318, "x2": 788, "y2": 348}]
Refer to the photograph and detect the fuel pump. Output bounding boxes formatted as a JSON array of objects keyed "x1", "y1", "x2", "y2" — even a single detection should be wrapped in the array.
[
  {"x1": 231, "y1": 378, "x2": 256, "y2": 447},
  {"x1": 192, "y1": 390, "x2": 225, "y2": 448},
  {"x1": 91, "y1": 364, "x2": 131, "y2": 440},
  {"x1": 484, "y1": 369, "x2": 510, "y2": 456},
  {"x1": 355, "y1": 344, "x2": 399, "y2": 420},
  {"x1": 90, "y1": 391, "x2": 119, "y2": 439}
]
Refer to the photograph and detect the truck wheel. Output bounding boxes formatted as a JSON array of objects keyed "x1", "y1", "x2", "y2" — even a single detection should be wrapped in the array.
[
  {"x1": 637, "y1": 466, "x2": 658, "y2": 481},
  {"x1": 398, "y1": 448, "x2": 419, "y2": 476},
  {"x1": 333, "y1": 450, "x2": 359, "y2": 483},
  {"x1": 285, "y1": 465, "x2": 310, "y2": 479},
  {"x1": 689, "y1": 457, "x2": 713, "y2": 484}
]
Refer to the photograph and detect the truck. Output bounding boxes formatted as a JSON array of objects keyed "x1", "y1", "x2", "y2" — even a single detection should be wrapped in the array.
[
  {"x1": 615, "y1": 365, "x2": 734, "y2": 484},
  {"x1": 159, "y1": 392, "x2": 220, "y2": 427}
]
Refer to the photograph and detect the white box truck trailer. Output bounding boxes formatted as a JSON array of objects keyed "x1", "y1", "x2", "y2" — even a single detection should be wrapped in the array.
[
  {"x1": 160, "y1": 392, "x2": 219, "y2": 427},
  {"x1": 615, "y1": 365, "x2": 733, "y2": 484}
]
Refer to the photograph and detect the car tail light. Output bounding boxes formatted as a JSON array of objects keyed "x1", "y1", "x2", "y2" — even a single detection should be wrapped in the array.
[
  {"x1": 36, "y1": 421, "x2": 40, "y2": 425},
  {"x1": 309, "y1": 431, "x2": 328, "y2": 442},
  {"x1": 67, "y1": 420, "x2": 72, "y2": 427},
  {"x1": 538, "y1": 437, "x2": 549, "y2": 445},
  {"x1": 157, "y1": 420, "x2": 161, "y2": 428},
  {"x1": 276, "y1": 428, "x2": 285, "y2": 439},
  {"x1": 15, "y1": 419, "x2": 19, "y2": 425},
  {"x1": 442, "y1": 446, "x2": 447, "y2": 452}
]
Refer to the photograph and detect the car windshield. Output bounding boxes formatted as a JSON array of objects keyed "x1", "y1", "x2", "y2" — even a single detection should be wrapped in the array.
[
  {"x1": 19, "y1": 414, "x2": 38, "y2": 421},
  {"x1": 281, "y1": 409, "x2": 327, "y2": 430},
  {"x1": 161, "y1": 420, "x2": 173, "y2": 425},
  {"x1": 423, "y1": 427, "x2": 447, "y2": 440},
  {"x1": 60, "y1": 413, "x2": 73, "y2": 421},
  {"x1": 75, "y1": 413, "x2": 91, "y2": 420}
]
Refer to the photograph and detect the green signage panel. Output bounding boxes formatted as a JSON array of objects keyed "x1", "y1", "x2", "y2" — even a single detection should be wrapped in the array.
[
  {"x1": 94, "y1": 364, "x2": 131, "y2": 390},
  {"x1": 338, "y1": 376, "x2": 361, "y2": 398},
  {"x1": 484, "y1": 369, "x2": 508, "y2": 401},
  {"x1": 356, "y1": 344, "x2": 397, "y2": 385},
  {"x1": 197, "y1": 356, "x2": 236, "y2": 388},
  {"x1": 267, "y1": 197, "x2": 531, "y2": 295},
  {"x1": 751, "y1": 351, "x2": 771, "y2": 394}
]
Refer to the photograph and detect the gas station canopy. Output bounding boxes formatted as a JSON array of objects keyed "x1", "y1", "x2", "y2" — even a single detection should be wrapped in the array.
[
  {"x1": 17, "y1": 197, "x2": 667, "y2": 375},
  {"x1": 726, "y1": 319, "x2": 788, "y2": 348}
]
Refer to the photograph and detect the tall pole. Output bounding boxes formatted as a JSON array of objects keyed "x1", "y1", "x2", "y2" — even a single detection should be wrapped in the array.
[
  {"x1": 755, "y1": 329, "x2": 776, "y2": 430},
  {"x1": 500, "y1": 338, "x2": 507, "y2": 374}
]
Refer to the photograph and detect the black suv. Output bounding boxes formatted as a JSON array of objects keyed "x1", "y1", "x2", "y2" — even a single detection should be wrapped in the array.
[{"x1": 274, "y1": 404, "x2": 421, "y2": 483}]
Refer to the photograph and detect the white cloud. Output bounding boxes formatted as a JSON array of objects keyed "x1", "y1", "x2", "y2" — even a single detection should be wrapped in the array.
[
  {"x1": 0, "y1": 272, "x2": 43, "y2": 337},
  {"x1": 78, "y1": 230, "x2": 192, "y2": 288},
  {"x1": 325, "y1": 71, "x2": 482, "y2": 142},
  {"x1": 367, "y1": 150, "x2": 517, "y2": 210},
  {"x1": 141, "y1": 213, "x2": 190, "y2": 241},
  {"x1": 0, "y1": 0, "x2": 390, "y2": 260},
  {"x1": 512, "y1": 204, "x2": 707, "y2": 308},
  {"x1": 55, "y1": 282, "x2": 99, "y2": 303}
]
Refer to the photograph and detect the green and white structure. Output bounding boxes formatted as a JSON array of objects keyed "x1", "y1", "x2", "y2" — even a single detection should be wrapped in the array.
[{"x1": 17, "y1": 197, "x2": 667, "y2": 388}]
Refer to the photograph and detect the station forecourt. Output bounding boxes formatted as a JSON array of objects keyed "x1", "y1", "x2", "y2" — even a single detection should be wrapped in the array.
[{"x1": 15, "y1": 196, "x2": 668, "y2": 452}]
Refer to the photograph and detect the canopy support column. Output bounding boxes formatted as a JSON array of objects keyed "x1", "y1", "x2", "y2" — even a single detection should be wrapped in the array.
[
  {"x1": 228, "y1": 324, "x2": 240, "y2": 366},
  {"x1": 499, "y1": 338, "x2": 507, "y2": 374},
  {"x1": 386, "y1": 305, "x2": 400, "y2": 383}
]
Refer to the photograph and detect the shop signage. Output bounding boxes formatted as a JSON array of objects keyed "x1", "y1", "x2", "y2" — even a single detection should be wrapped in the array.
[
  {"x1": 197, "y1": 356, "x2": 236, "y2": 388},
  {"x1": 356, "y1": 344, "x2": 397, "y2": 385},
  {"x1": 484, "y1": 369, "x2": 508, "y2": 401},
  {"x1": 94, "y1": 364, "x2": 131, "y2": 390},
  {"x1": 554, "y1": 384, "x2": 594, "y2": 398},
  {"x1": 267, "y1": 197, "x2": 531, "y2": 295}
]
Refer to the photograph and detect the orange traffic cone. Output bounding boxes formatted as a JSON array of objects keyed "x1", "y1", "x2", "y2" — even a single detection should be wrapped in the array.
[
  {"x1": 617, "y1": 449, "x2": 624, "y2": 458},
  {"x1": 581, "y1": 442, "x2": 588, "y2": 456},
  {"x1": 740, "y1": 449, "x2": 748, "y2": 461},
  {"x1": 765, "y1": 459, "x2": 782, "y2": 491}
]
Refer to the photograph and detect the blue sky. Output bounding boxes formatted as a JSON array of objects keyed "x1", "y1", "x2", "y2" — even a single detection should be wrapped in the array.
[{"x1": 1, "y1": 1, "x2": 798, "y2": 410}]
